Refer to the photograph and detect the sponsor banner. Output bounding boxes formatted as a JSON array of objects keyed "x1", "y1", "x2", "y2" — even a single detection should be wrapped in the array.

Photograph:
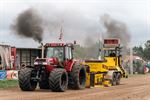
[
  {"x1": 0, "y1": 70, "x2": 6, "y2": 80},
  {"x1": 6, "y1": 70, "x2": 18, "y2": 80}
]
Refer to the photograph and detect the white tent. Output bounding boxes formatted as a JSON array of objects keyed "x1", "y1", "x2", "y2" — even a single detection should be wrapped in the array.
[{"x1": 0, "y1": 44, "x2": 12, "y2": 69}]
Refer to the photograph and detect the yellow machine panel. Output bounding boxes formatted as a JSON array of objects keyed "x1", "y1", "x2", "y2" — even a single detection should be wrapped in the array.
[
  {"x1": 84, "y1": 60, "x2": 109, "y2": 87},
  {"x1": 84, "y1": 60, "x2": 108, "y2": 73},
  {"x1": 94, "y1": 74, "x2": 103, "y2": 85},
  {"x1": 85, "y1": 72, "x2": 105, "y2": 87},
  {"x1": 104, "y1": 57, "x2": 117, "y2": 69},
  {"x1": 85, "y1": 73, "x2": 91, "y2": 88}
]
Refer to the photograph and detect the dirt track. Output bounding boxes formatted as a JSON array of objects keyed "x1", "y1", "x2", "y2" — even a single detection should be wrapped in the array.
[{"x1": 0, "y1": 74, "x2": 150, "y2": 100}]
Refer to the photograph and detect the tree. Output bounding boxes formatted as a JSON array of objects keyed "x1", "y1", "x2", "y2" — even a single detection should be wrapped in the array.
[
  {"x1": 133, "y1": 46, "x2": 144, "y2": 58},
  {"x1": 133, "y1": 40, "x2": 150, "y2": 61},
  {"x1": 143, "y1": 40, "x2": 150, "y2": 61},
  {"x1": 145, "y1": 40, "x2": 150, "y2": 48}
]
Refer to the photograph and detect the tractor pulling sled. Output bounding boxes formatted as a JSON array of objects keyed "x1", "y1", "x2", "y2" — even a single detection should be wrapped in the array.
[
  {"x1": 84, "y1": 38, "x2": 128, "y2": 87},
  {"x1": 18, "y1": 38, "x2": 128, "y2": 92}
]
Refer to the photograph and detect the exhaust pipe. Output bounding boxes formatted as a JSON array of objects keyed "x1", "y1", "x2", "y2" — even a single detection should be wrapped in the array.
[{"x1": 41, "y1": 43, "x2": 44, "y2": 59}]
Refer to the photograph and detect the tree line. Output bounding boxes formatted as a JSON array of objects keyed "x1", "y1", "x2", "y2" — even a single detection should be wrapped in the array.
[{"x1": 133, "y1": 40, "x2": 150, "y2": 61}]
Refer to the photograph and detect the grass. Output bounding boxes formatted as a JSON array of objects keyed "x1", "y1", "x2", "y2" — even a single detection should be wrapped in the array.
[
  {"x1": 0, "y1": 73, "x2": 149, "y2": 89},
  {"x1": 0, "y1": 80, "x2": 18, "y2": 88}
]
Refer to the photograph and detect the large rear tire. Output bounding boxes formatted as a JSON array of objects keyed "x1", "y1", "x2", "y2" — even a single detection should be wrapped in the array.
[
  {"x1": 69, "y1": 64, "x2": 86, "y2": 89},
  {"x1": 18, "y1": 68, "x2": 37, "y2": 91},
  {"x1": 49, "y1": 68, "x2": 68, "y2": 92}
]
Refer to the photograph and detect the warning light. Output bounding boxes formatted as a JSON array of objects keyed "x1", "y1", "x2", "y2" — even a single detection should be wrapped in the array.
[
  {"x1": 104, "y1": 39, "x2": 119, "y2": 45},
  {"x1": 45, "y1": 43, "x2": 64, "y2": 47},
  {"x1": 103, "y1": 38, "x2": 120, "y2": 47}
]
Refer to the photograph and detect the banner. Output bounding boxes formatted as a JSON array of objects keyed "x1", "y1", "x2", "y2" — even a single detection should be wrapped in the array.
[
  {"x1": 0, "y1": 45, "x2": 12, "y2": 69},
  {"x1": 6, "y1": 70, "x2": 18, "y2": 80},
  {"x1": 0, "y1": 70, "x2": 6, "y2": 80}
]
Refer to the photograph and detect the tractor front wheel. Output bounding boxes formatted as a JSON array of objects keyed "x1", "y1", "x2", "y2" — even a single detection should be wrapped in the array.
[{"x1": 18, "y1": 68, "x2": 37, "y2": 91}]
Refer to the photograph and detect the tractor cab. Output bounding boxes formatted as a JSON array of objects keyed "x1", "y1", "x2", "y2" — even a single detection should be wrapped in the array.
[
  {"x1": 102, "y1": 39, "x2": 122, "y2": 67},
  {"x1": 103, "y1": 47, "x2": 122, "y2": 69},
  {"x1": 34, "y1": 43, "x2": 75, "y2": 72},
  {"x1": 44, "y1": 43, "x2": 73, "y2": 62},
  {"x1": 102, "y1": 38, "x2": 127, "y2": 77}
]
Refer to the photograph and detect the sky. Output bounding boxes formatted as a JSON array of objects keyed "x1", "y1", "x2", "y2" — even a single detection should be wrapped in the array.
[{"x1": 0, "y1": 0, "x2": 150, "y2": 48}]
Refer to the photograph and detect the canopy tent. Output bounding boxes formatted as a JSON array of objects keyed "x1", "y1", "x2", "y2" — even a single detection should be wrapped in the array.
[{"x1": 0, "y1": 45, "x2": 12, "y2": 69}]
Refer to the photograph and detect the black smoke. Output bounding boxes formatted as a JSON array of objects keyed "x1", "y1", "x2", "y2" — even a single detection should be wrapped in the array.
[
  {"x1": 100, "y1": 14, "x2": 131, "y2": 56},
  {"x1": 101, "y1": 14, "x2": 131, "y2": 47},
  {"x1": 11, "y1": 8, "x2": 43, "y2": 43}
]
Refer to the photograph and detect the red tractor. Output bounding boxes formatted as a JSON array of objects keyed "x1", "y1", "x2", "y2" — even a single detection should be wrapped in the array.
[{"x1": 18, "y1": 43, "x2": 86, "y2": 92}]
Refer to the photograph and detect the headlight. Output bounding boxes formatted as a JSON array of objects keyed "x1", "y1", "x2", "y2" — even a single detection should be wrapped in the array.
[
  {"x1": 34, "y1": 62, "x2": 38, "y2": 65},
  {"x1": 43, "y1": 62, "x2": 48, "y2": 65}
]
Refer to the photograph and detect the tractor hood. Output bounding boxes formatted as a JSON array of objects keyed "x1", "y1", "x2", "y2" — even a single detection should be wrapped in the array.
[
  {"x1": 34, "y1": 57, "x2": 59, "y2": 65},
  {"x1": 34, "y1": 58, "x2": 47, "y2": 65}
]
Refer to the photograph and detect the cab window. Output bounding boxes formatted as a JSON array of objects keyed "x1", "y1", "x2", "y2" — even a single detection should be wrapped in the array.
[{"x1": 65, "y1": 47, "x2": 73, "y2": 60}]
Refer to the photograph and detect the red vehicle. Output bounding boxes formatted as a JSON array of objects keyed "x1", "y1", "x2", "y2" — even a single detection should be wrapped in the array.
[{"x1": 18, "y1": 43, "x2": 86, "y2": 92}]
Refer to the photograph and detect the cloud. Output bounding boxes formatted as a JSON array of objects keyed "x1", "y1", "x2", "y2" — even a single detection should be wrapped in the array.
[{"x1": 0, "y1": 0, "x2": 149, "y2": 47}]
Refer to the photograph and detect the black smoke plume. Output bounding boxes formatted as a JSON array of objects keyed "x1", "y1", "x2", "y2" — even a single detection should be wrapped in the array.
[
  {"x1": 100, "y1": 14, "x2": 131, "y2": 56},
  {"x1": 12, "y1": 8, "x2": 43, "y2": 43},
  {"x1": 101, "y1": 14, "x2": 131, "y2": 47}
]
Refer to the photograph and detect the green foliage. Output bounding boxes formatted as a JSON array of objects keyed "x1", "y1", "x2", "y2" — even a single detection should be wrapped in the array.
[
  {"x1": 144, "y1": 48, "x2": 150, "y2": 60},
  {"x1": 0, "y1": 80, "x2": 18, "y2": 88},
  {"x1": 133, "y1": 46, "x2": 144, "y2": 58},
  {"x1": 133, "y1": 40, "x2": 150, "y2": 61},
  {"x1": 145, "y1": 40, "x2": 150, "y2": 48}
]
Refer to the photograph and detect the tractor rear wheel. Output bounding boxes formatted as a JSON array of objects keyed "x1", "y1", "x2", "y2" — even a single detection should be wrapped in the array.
[
  {"x1": 49, "y1": 68, "x2": 68, "y2": 92},
  {"x1": 69, "y1": 64, "x2": 86, "y2": 89},
  {"x1": 18, "y1": 68, "x2": 37, "y2": 91}
]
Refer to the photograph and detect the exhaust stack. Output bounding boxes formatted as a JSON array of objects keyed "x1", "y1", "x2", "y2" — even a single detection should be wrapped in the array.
[{"x1": 41, "y1": 43, "x2": 44, "y2": 59}]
